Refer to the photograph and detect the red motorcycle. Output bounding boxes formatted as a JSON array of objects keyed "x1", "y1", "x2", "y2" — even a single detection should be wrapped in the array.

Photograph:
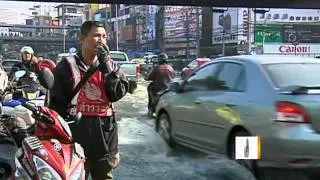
[
  {"x1": 8, "y1": 69, "x2": 86, "y2": 180},
  {"x1": 11, "y1": 102, "x2": 86, "y2": 180}
]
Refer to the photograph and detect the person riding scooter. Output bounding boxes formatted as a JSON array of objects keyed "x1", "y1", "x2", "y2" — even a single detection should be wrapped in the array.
[
  {"x1": 145, "y1": 53, "x2": 175, "y2": 116},
  {"x1": 9, "y1": 46, "x2": 40, "y2": 79},
  {"x1": 9, "y1": 46, "x2": 42, "y2": 100}
]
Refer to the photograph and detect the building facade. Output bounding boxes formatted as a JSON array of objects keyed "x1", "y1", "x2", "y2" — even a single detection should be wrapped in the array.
[{"x1": 212, "y1": 8, "x2": 320, "y2": 56}]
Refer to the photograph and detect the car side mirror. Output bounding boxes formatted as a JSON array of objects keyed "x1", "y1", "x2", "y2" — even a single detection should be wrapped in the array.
[{"x1": 170, "y1": 81, "x2": 183, "y2": 93}]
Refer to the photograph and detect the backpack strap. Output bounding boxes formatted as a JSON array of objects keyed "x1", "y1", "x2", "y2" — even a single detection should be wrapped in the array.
[{"x1": 65, "y1": 56, "x2": 99, "y2": 114}]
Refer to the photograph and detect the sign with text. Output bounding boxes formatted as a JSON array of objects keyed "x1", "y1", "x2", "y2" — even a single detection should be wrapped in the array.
[
  {"x1": 283, "y1": 24, "x2": 320, "y2": 43},
  {"x1": 255, "y1": 24, "x2": 283, "y2": 45},
  {"x1": 235, "y1": 136, "x2": 261, "y2": 160},
  {"x1": 263, "y1": 44, "x2": 320, "y2": 54}
]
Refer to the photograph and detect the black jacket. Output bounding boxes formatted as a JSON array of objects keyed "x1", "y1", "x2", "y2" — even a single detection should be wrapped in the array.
[{"x1": 49, "y1": 51, "x2": 129, "y2": 118}]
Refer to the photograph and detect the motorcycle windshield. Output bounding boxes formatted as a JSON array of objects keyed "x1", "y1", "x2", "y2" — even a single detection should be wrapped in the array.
[
  {"x1": 57, "y1": 116, "x2": 72, "y2": 138},
  {"x1": 23, "y1": 83, "x2": 39, "y2": 93}
]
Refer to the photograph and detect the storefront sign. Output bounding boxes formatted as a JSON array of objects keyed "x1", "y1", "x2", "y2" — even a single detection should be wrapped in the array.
[
  {"x1": 263, "y1": 44, "x2": 320, "y2": 54},
  {"x1": 255, "y1": 24, "x2": 283, "y2": 45}
]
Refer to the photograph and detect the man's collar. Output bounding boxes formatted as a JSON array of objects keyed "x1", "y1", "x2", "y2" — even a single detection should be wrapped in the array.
[{"x1": 75, "y1": 51, "x2": 98, "y2": 72}]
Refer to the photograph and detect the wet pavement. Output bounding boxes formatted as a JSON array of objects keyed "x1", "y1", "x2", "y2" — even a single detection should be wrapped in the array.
[{"x1": 113, "y1": 82, "x2": 256, "y2": 180}]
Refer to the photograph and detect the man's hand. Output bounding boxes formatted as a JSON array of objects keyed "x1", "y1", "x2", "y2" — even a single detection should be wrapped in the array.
[
  {"x1": 95, "y1": 44, "x2": 110, "y2": 62},
  {"x1": 95, "y1": 44, "x2": 111, "y2": 74}
]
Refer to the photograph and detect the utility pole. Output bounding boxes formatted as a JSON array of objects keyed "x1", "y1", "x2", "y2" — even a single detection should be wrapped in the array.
[
  {"x1": 115, "y1": 4, "x2": 119, "y2": 51},
  {"x1": 196, "y1": 7, "x2": 200, "y2": 57},
  {"x1": 248, "y1": 8, "x2": 252, "y2": 53},
  {"x1": 63, "y1": 15, "x2": 66, "y2": 53},
  {"x1": 185, "y1": 12, "x2": 190, "y2": 60},
  {"x1": 105, "y1": 5, "x2": 108, "y2": 31},
  {"x1": 155, "y1": 6, "x2": 165, "y2": 52},
  {"x1": 222, "y1": 10, "x2": 226, "y2": 56},
  {"x1": 160, "y1": 6, "x2": 165, "y2": 52},
  {"x1": 136, "y1": 14, "x2": 140, "y2": 50},
  {"x1": 253, "y1": 10, "x2": 256, "y2": 45}
]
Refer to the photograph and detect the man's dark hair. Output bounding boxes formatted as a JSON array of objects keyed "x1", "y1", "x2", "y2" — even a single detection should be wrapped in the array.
[{"x1": 80, "y1": 21, "x2": 105, "y2": 36}]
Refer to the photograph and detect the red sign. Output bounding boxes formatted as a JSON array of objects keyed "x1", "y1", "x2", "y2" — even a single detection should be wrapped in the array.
[
  {"x1": 243, "y1": 10, "x2": 249, "y2": 37},
  {"x1": 52, "y1": 20, "x2": 59, "y2": 26}
]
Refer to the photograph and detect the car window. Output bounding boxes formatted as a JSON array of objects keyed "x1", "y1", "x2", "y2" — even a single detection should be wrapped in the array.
[
  {"x1": 184, "y1": 63, "x2": 222, "y2": 91},
  {"x1": 187, "y1": 59, "x2": 198, "y2": 67},
  {"x1": 263, "y1": 63, "x2": 320, "y2": 88},
  {"x1": 216, "y1": 62, "x2": 246, "y2": 91},
  {"x1": 110, "y1": 53, "x2": 127, "y2": 61},
  {"x1": 235, "y1": 70, "x2": 246, "y2": 91}
]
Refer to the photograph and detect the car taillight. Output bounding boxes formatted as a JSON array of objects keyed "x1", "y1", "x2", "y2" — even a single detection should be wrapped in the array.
[{"x1": 275, "y1": 101, "x2": 310, "y2": 123}]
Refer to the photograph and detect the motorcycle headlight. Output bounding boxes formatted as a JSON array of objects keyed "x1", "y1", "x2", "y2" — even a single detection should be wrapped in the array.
[
  {"x1": 69, "y1": 163, "x2": 84, "y2": 180},
  {"x1": 32, "y1": 156, "x2": 62, "y2": 180}
]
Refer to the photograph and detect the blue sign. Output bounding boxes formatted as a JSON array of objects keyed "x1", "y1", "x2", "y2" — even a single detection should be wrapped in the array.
[{"x1": 69, "y1": 47, "x2": 77, "y2": 53}]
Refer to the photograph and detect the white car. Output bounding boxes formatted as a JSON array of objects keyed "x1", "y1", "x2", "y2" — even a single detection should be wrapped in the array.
[{"x1": 55, "y1": 53, "x2": 76, "y2": 64}]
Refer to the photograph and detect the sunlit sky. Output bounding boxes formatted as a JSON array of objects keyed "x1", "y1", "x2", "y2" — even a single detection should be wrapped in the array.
[{"x1": 0, "y1": 1, "x2": 65, "y2": 15}]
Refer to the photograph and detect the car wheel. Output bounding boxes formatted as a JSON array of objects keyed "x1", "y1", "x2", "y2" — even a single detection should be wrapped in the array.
[
  {"x1": 157, "y1": 113, "x2": 175, "y2": 148},
  {"x1": 228, "y1": 130, "x2": 258, "y2": 177}
]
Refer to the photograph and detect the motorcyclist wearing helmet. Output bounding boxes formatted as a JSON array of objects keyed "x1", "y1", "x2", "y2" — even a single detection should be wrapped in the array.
[
  {"x1": 9, "y1": 46, "x2": 40, "y2": 80},
  {"x1": 9, "y1": 46, "x2": 42, "y2": 99},
  {"x1": 145, "y1": 53, "x2": 175, "y2": 115}
]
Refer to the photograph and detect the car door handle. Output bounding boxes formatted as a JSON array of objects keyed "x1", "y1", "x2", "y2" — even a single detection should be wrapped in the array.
[{"x1": 194, "y1": 101, "x2": 202, "y2": 105}]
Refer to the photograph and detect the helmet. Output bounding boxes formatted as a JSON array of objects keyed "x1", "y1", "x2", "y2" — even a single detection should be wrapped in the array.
[
  {"x1": 20, "y1": 46, "x2": 34, "y2": 54},
  {"x1": 39, "y1": 59, "x2": 56, "y2": 72},
  {"x1": 158, "y1": 53, "x2": 168, "y2": 64}
]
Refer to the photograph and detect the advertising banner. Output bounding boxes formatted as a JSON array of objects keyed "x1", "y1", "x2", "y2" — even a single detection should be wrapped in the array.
[
  {"x1": 164, "y1": 6, "x2": 197, "y2": 38},
  {"x1": 263, "y1": 44, "x2": 320, "y2": 54},
  {"x1": 212, "y1": 8, "x2": 239, "y2": 44},
  {"x1": 254, "y1": 24, "x2": 283, "y2": 45}
]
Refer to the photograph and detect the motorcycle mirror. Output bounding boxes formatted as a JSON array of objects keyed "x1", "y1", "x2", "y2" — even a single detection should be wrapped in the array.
[
  {"x1": 14, "y1": 70, "x2": 26, "y2": 79},
  {"x1": 0, "y1": 103, "x2": 3, "y2": 115},
  {"x1": 38, "y1": 68, "x2": 54, "y2": 90},
  {"x1": 75, "y1": 112, "x2": 82, "y2": 124}
]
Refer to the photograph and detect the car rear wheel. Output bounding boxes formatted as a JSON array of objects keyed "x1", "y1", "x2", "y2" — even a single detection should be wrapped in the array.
[
  {"x1": 228, "y1": 130, "x2": 258, "y2": 177},
  {"x1": 157, "y1": 113, "x2": 175, "y2": 148}
]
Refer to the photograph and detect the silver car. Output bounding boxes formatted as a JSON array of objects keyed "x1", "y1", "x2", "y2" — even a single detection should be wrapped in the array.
[{"x1": 155, "y1": 55, "x2": 320, "y2": 177}]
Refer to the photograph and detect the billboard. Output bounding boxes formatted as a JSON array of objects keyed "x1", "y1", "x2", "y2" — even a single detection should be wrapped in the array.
[
  {"x1": 254, "y1": 24, "x2": 283, "y2": 45},
  {"x1": 255, "y1": 9, "x2": 320, "y2": 23},
  {"x1": 212, "y1": 8, "x2": 239, "y2": 44},
  {"x1": 263, "y1": 44, "x2": 320, "y2": 55},
  {"x1": 146, "y1": 5, "x2": 157, "y2": 41},
  {"x1": 283, "y1": 24, "x2": 320, "y2": 43},
  {"x1": 121, "y1": 25, "x2": 136, "y2": 40},
  {"x1": 164, "y1": 6, "x2": 197, "y2": 38},
  {"x1": 217, "y1": 8, "x2": 320, "y2": 46}
]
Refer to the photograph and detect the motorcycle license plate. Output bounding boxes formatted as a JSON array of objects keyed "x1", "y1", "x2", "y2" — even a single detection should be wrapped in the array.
[{"x1": 27, "y1": 92, "x2": 37, "y2": 99}]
